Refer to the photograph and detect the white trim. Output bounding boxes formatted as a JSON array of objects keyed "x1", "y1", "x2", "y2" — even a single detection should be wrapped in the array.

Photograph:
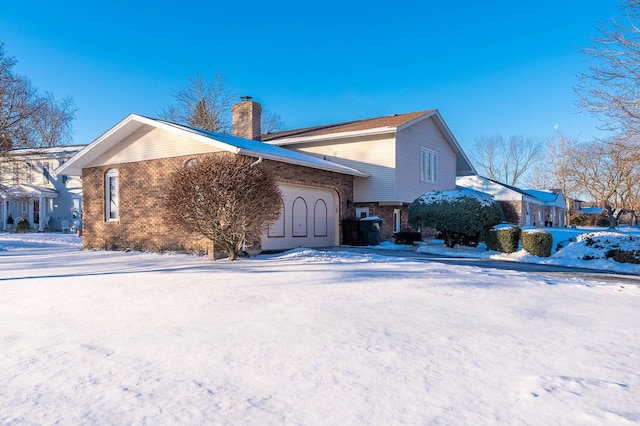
[
  {"x1": 105, "y1": 169, "x2": 119, "y2": 222},
  {"x1": 420, "y1": 147, "x2": 437, "y2": 183},
  {"x1": 265, "y1": 126, "x2": 396, "y2": 146},
  {"x1": 56, "y1": 114, "x2": 369, "y2": 178},
  {"x1": 356, "y1": 207, "x2": 370, "y2": 219}
]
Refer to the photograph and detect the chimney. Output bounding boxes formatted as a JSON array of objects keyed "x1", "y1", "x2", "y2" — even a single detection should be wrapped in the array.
[{"x1": 232, "y1": 96, "x2": 262, "y2": 140}]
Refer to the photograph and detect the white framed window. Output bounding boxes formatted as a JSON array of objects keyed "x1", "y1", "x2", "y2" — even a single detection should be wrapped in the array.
[
  {"x1": 356, "y1": 207, "x2": 370, "y2": 219},
  {"x1": 105, "y1": 169, "x2": 119, "y2": 221},
  {"x1": 420, "y1": 147, "x2": 437, "y2": 183},
  {"x1": 393, "y1": 209, "x2": 401, "y2": 233}
]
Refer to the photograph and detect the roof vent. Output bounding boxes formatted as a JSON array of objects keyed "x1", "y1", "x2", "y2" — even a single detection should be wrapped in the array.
[{"x1": 389, "y1": 113, "x2": 398, "y2": 117}]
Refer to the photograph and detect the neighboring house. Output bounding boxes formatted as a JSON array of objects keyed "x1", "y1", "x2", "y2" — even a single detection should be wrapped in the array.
[
  {"x1": 263, "y1": 109, "x2": 475, "y2": 238},
  {"x1": 56, "y1": 98, "x2": 475, "y2": 253},
  {"x1": 1, "y1": 146, "x2": 84, "y2": 232},
  {"x1": 456, "y1": 175, "x2": 567, "y2": 228}
]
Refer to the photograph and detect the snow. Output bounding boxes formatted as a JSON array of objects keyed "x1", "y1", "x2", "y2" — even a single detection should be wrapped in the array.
[
  {"x1": 413, "y1": 226, "x2": 640, "y2": 275},
  {"x1": 1, "y1": 231, "x2": 639, "y2": 424},
  {"x1": 418, "y1": 188, "x2": 495, "y2": 206}
]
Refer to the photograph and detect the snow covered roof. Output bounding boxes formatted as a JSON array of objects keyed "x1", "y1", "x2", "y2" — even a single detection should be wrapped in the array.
[
  {"x1": 456, "y1": 176, "x2": 566, "y2": 207},
  {"x1": 5, "y1": 145, "x2": 86, "y2": 157},
  {"x1": 578, "y1": 207, "x2": 605, "y2": 215},
  {"x1": 0, "y1": 184, "x2": 59, "y2": 199},
  {"x1": 56, "y1": 114, "x2": 369, "y2": 177}
]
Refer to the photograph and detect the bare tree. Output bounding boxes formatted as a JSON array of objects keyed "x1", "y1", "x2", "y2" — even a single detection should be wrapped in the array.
[
  {"x1": 569, "y1": 139, "x2": 638, "y2": 227},
  {"x1": 161, "y1": 72, "x2": 285, "y2": 134},
  {"x1": 576, "y1": 0, "x2": 640, "y2": 143},
  {"x1": 161, "y1": 72, "x2": 237, "y2": 133},
  {"x1": 29, "y1": 93, "x2": 75, "y2": 147},
  {"x1": 261, "y1": 109, "x2": 286, "y2": 134},
  {"x1": 469, "y1": 134, "x2": 543, "y2": 186},
  {"x1": 0, "y1": 43, "x2": 76, "y2": 156},
  {"x1": 527, "y1": 132, "x2": 582, "y2": 224},
  {"x1": 163, "y1": 153, "x2": 282, "y2": 260}
]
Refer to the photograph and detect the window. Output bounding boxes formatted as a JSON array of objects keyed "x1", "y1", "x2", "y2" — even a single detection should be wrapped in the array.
[
  {"x1": 41, "y1": 162, "x2": 50, "y2": 184},
  {"x1": 393, "y1": 209, "x2": 401, "y2": 233},
  {"x1": 26, "y1": 163, "x2": 34, "y2": 184},
  {"x1": 356, "y1": 207, "x2": 369, "y2": 219},
  {"x1": 420, "y1": 148, "x2": 437, "y2": 183},
  {"x1": 105, "y1": 169, "x2": 119, "y2": 221}
]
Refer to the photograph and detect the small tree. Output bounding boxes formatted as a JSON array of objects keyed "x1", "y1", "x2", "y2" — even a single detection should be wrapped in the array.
[
  {"x1": 163, "y1": 153, "x2": 282, "y2": 260},
  {"x1": 408, "y1": 189, "x2": 504, "y2": 248}
]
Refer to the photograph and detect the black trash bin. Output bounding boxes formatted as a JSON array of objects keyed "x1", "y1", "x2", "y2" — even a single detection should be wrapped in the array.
[
  {"x1": 359, "y1": 217, "x2": 382, "y2": 245},
  {"x1": 342, "y1": 219, "x2": 361, "y2": 245}
]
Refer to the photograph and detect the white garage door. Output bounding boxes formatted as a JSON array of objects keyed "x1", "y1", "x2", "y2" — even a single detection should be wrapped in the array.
[{"x1": 262, "y1": 183, "x2": 338, "y2": 251}]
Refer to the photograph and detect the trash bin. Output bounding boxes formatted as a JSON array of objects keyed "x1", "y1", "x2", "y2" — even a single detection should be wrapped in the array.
[
  {"x1": 359, "y1": 217, "x2": 382, "y2": 245},
  {"x1": 342, "y1": 217, "x2": 382, "y2": 246},
  {"x1": 342, "y1": 219, "x2": 361, "y2": 245}
]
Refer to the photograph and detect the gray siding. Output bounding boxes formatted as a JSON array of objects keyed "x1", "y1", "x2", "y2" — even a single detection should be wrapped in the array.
[{"x1": 395, "y1": 116, "x2": 457, "y2": 202}]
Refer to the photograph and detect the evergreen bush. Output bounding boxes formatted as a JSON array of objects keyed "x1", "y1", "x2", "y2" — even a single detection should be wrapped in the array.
[
  {"x1": 521, "y1": 229, "x2": 553, "y2": 257},
  {"x1": 409, "y1": 189, "x2": 504, "y2": 248},
  {"x1": 16, "y1": 218, "x2": 31, "y2": 233},
  {"x1": 485, "y1": 225, "x2": 521, "y2": 253}
]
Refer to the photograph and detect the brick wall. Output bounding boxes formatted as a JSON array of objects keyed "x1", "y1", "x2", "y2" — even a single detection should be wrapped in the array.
[{"x1": 81, "y1": 154, "x2": 354, "y2": 252}]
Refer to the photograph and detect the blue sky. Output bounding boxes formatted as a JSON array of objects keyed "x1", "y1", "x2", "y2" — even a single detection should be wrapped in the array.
[{"x1": 0, "y1": 1, "x2": 622, "y2": 151}]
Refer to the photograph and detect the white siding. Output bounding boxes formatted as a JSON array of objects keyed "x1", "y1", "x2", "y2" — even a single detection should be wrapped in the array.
[
  {"x1": 395, "y1": 116, "x2": 457, "y2": 202},
  {"x1": 285, "y1": 134, "x2": 397, "y2": 202},
  {"x1": 88, "y1": 126, "x2": 221, "y2": 167}
]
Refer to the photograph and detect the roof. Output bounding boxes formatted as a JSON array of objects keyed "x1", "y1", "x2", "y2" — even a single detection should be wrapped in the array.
[
  {"x1": 262, "y1": 109, "x2": 476, "y2": 176},
  {"x1": 4, "y1": 145, "x2": 86, "y2": 157},
  {"x1": 457, "y1": 175, "x2": 565, "y2": 206},
  {"x1": 261, "y1": 110, "x2": 435, "y2": 141},
  {"x1": 0, "y1": 184, "x2": 59, "y2": 199},
  {"x1": 56, "y1": 114, "x2": 369, "y2": 177}
]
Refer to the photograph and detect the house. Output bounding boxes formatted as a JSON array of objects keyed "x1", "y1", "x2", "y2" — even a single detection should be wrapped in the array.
[
  {"x1": 456, "y1": 175, "x2": 567, "y2": 227},
  {"x1": 56, "y1": 98, "x2": 474, "y2": 253},
  {"x1": 263, "y1": 109, "x2": 475, "y2": 238},
  {"x1": 1, "y1": 146, "x2": 84, "y2": 232}
]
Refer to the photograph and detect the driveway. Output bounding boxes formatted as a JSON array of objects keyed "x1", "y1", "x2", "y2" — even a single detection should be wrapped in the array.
[{"x1": 329, "y1": 246, "x2": 640, "y2": 286}]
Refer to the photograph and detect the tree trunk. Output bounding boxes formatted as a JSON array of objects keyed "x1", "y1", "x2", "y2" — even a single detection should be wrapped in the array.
[{"x1": 604, "y1": 204, "x2": 617, "y2": 229}]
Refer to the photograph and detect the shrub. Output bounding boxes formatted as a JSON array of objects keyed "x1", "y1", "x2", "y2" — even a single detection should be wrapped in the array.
[
  {"x1": 16, "y1": 218, "x2": 31, "y2": 233},
  {"x1": 163, "y1": 153, "x2": 282, "y2": 260},
  {"x1": 409, "y1": 189, "x2": 504, "y2": 248},
  {"x1": 7, "y1": 214, "x2": 14, "y2": 225},
  {"x1": 521, "y1": 229, "x2": 553, "y2": 257},
  {"x1": 485, "y1": 225, "x2": 521, "y2": 253},
  {"x1": 605, "y1": 249, "x2": 640, "y2": 264}
]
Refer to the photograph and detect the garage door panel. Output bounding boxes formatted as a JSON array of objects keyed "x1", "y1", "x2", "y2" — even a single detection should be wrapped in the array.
[{"x1": 262, "y1": 184, "x2": 337, "y2": 250}]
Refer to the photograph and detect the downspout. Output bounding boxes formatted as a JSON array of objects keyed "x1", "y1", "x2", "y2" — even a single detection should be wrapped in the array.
[{"x1": 250, "y1": 156, "x2": 263, "y2": 168}]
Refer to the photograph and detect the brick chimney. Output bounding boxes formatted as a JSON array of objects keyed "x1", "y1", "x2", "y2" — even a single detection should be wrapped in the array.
[{"x1": 232, "y1": 96, "x2": 262, "y2": 140}]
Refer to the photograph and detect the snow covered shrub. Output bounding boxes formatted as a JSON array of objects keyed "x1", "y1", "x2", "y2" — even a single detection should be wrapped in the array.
[
  {"x1": 16, "y1": 218, "x2": 30, "y2": 233},
  {"x1": 409, "y1": 189, "x2": 504, "y2": 248},
  {"x1": 485, "y1": 224, "x2": 521, "y2": 253},
  {"x1": 521, "y1": 229, "x2": 552, "y2": 257},
  {"x1": 578, "y1": 232, "x2": 640, "y2": 264}
]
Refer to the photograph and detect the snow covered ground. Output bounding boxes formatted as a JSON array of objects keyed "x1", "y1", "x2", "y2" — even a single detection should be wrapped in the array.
[{"x1": 1, "y1": 231, "x2": 639, "y2": 424}]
